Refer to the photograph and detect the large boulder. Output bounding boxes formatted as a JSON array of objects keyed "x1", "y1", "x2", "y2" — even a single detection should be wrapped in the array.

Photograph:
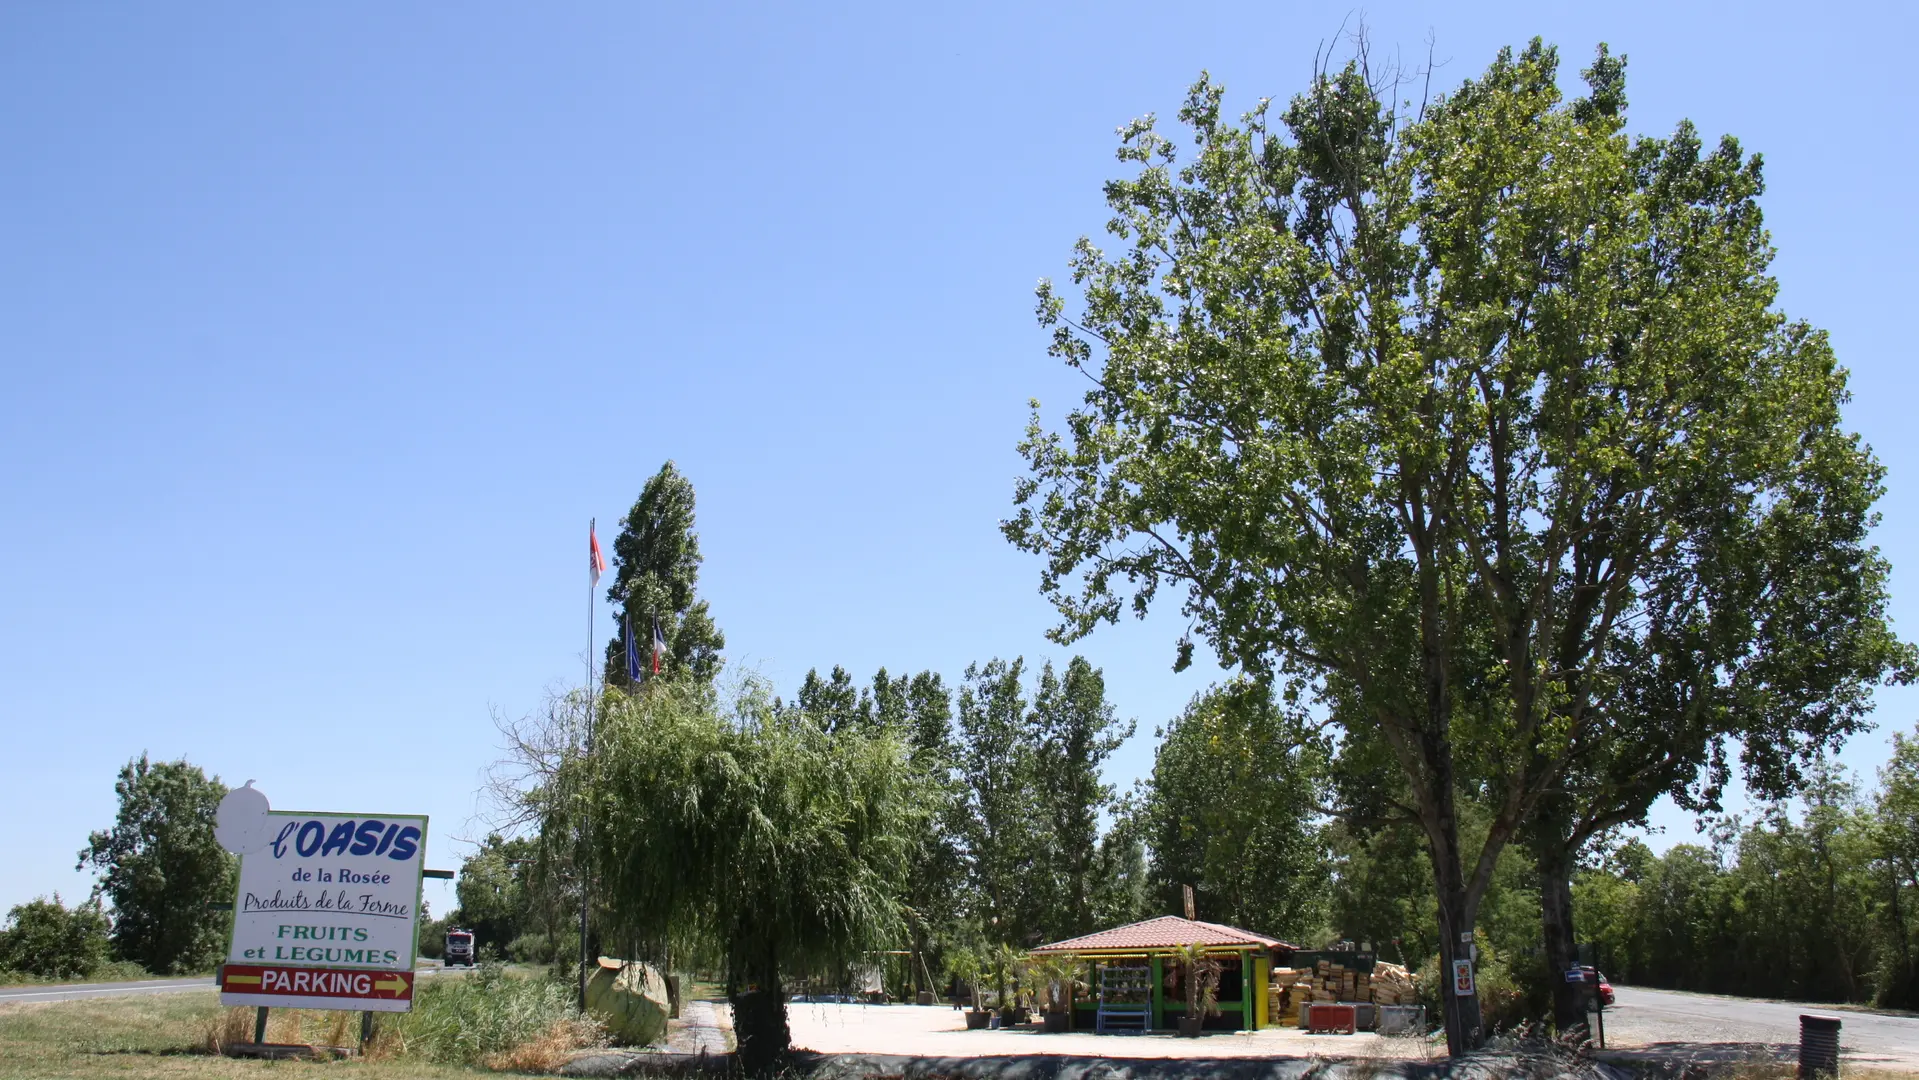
[{"x1": 584, "y1": 956, "x2": 671, "y2": 1046}]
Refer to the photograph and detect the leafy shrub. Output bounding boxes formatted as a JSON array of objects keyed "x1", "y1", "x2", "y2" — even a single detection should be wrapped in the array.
[
  {"x1": 0, "y1": 895, "x2": 110, "y2": 979},
  {"x1": 392, "y1": 961, "x2": 601, "y2": 1065},
  {"x1": 508, "y1": 931, "x2": 563, "y2": 963}
]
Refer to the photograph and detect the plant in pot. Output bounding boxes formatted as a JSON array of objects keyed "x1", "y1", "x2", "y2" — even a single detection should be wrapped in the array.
[
  {"x1": 1028, "y1": 954, "x2": 1083, "y2": 1032},
  {"x1": 948, "y1": 948, "x2": 990, "y2": 1029},
  {"x1": 1171, "y1": 942, "x2": 1221, "y2": 1037},
  {"x1": 994, "y1": 944, "x2": 1031, "y2": 1025}
]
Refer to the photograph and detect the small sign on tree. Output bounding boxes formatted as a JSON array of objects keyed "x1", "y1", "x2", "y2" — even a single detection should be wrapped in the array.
[{"x1": 1451, "y1": 959, "x2": 1476, "y2": 997}]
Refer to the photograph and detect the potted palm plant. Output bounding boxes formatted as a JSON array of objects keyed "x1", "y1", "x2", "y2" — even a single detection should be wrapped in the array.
[
  {"x1": 994, "y1": 944, "x2": 1031, "y2": 1025},
  {"x1": 1171, "y1": 942, "x2": 1221, "y2": 1037},
  {"x1": 948, "y1": 948, "x2": 990, "y2": 1029},
  {"x1": 1029, "y1": 954, "x2": 1082, "y2": 1032}
]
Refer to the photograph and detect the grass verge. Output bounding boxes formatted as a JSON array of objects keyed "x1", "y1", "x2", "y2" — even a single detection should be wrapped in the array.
[
  {"x1": 0, "y1": 961, "x2": 171, "y2": 988},
  {"x1": 0, "y1": 965, "x2": 603, "y2": 1079}
]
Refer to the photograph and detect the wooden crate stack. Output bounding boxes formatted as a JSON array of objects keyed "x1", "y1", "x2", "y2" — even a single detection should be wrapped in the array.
[
  {"x1": 1269, "y1": 960, "x2": 1420, "y2": 1024},
  {"x1": 1267, "y1": 966, "x2": 1310, "y2": 1025}
]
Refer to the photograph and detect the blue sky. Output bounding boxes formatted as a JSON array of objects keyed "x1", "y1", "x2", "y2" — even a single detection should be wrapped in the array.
[{"x1": 4, "y1": 2, "x2": 1917, "y2": 920}]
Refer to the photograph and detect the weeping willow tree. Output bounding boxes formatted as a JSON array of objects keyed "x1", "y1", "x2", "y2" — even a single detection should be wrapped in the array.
[{"x1": 563, "y1": 676, "x2": 923, "y2": 1076}]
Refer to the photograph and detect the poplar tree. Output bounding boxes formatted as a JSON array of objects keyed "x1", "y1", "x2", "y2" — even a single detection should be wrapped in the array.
[
  {"x1": 603, "y1": 461, "x2": 725, "y2": 688},
  {"x1": 1005, "y1": 41, "x2": 1902, "y2": 1050},
  {"x1": 1143, "y1": 681, "x2": 1328, "y2": 941},
  {"x1": 955, "y1": 658, "x2": 1042, "y2": 945},
  {"x1": 1029, "y1": 657, "x2": 1133, "y2": 940}
]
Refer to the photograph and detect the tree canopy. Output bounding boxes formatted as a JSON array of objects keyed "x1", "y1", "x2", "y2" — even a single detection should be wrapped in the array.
[
  {"x1": 575, "y1": 679, "x2": 922, "y2": 1076},
  {"x1": 1006, "y1": 40, "x2": 1902, "y2": 1050},
  {"x1": 1143, "y1": 680, "x2": 1328, "y2": 942},
  {"x1": 76, "y1": 754, "x2": 234, "y2": 974},
  {"x1": 603, "y1": 461, "x2": 725, "y2": 688}
]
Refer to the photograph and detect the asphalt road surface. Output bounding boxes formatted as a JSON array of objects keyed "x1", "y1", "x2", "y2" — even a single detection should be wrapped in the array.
[
  {"x1": 0, "y1": 975, "x2": 214, "y2": 1005},
  {"x1": 0, "y1": 961, "x2": 453, "y2": 1007},
  {"x1": 1608, "y1": 985, "x2": 1919, "y2": 1069}
]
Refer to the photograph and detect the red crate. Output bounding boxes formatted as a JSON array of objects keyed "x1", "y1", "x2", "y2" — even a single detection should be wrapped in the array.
[{"x1": 1305, "y1": 1003, "x2": 1357, "y2": 1034}]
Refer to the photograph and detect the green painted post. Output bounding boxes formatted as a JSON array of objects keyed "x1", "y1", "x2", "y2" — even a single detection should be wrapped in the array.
[
  {"x1": 1240, "y1": 949, "x2": 1251, "y2": 1030},
  {"x1": 1150, "y1": 955, "x2": 1164, "y2": 1030}
]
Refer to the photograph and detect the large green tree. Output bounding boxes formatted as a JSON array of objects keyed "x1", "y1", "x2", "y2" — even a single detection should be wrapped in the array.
[
  {"x1": 792, "y1": 666, "x2": 864, "y2": 733},
  {"x1": 953, "y1": 658, "x2": 1043, "y2": 946},
  {"x1": 1502, "y1": 50, "x2": 1909, "y2": 1027},
  {"x1": 1874, "y1": 727, "x2": 1919, "y2": 1006},
  {"x1": 1029, "y1": 657, "x2": 1134, "y2": 940},
  {"x1": 603, "y1": 461, "x2": 725, "y2": 688},
  {"x1": 76, "y1": 755, "x2": 234, "y2": 973},
  {"x1": 576, "y1": 679, "x2": 920, "y2": 1076},
  {"x1": 1005, "y1": 42, "x2": 1894, "y2": 1051},
  {"x1": 1088, "y1": 794, "x2": 1151, "y2": 928},
  {"x1": 889, "y1": 669, "x2": 969, "y2": 991},
  {"x1": 451, "y1": 833, "x2": 561, "y2": 960},
  {"x1": 1143, "y1": 680, "x2": 1328, "y2": 942},
  {"x1": 780, "y1": 665, "x2": 971, "y2": 988}
]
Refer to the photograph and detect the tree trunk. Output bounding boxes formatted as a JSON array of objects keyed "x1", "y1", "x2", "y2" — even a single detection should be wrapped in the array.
[
  {"x1": 1531, "y1": 822, "x2": 1586, "y2": 1036},
  {"x1": 1406, "y1": 656, "x2": 1484, "y2": 1055},
  {"x1": 1888, "y1": 868, "x2": 1914, "y2": 1007},
  {"x1": 1432, "y1": 849, "x2": 1483, "y2": 1056},
  {"x1": 1413, "y1": 756, "x2": 1484, "y2": 1056},
  {"x1": 729, "y1": 940, "x2": 788, "y2": 1078}
]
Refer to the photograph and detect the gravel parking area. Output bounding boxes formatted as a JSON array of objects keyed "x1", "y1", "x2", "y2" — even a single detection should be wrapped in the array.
[{"x1": 784, "y1": 1002, "x2": 1437, "y2": 1060}]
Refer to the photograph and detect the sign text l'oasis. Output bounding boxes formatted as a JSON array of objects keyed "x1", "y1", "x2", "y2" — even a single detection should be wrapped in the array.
[{"x1": 226, "y1": 811, "x2": 426, "y2": 1004}]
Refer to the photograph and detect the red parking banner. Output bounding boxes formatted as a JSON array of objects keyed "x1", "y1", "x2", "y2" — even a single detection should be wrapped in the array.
[{"x1": 220, "y1": 964, "x2": 414, "y2": 1012}]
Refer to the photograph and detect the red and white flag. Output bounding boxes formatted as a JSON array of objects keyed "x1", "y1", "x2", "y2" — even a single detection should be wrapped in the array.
[
  {"x1": 650, "y1": 615, "x2": 667, "y2": 675},
  {"x1": 590, "y1": 522, "x2": 607, "y2": 587}
]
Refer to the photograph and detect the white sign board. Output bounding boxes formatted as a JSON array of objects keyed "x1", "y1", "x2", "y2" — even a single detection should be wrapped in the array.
[{"x1": 219, "y1": 811, "x2": 427, "y2": 1012}]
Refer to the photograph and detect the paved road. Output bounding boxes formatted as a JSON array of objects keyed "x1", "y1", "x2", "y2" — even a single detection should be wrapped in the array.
[
  {"x1": 0, "y1": 961, "x2": 454, "y2": 1007},
  {"x1": 0, "y1": 975, "x2": 215, "y2": 1005},
  {"x1": 1608, "y1": 985, "x2": 1919, "y2": 1069}
]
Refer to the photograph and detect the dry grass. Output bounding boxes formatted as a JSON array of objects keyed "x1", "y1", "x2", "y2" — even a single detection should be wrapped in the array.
[
  {"x1": 200, "y1": 1006, "x2": 253, "y2": 1055},
  {"x1": 479, "y1": 1016, "x2": 605, "y2": 1072}
]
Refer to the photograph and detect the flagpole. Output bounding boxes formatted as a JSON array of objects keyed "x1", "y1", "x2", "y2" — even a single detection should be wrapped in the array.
[
  {"x1": 586, "y1": 518, "x2": 595, "y2": 706},
  {"x1": 580, "y1": 518, "x2": 596, "y2": 1013}
]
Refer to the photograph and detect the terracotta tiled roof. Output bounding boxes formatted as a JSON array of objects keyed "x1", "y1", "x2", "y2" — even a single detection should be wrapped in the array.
[{"x1": 1029, "y1": 915, "x2": 1294, "y2": 954}]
